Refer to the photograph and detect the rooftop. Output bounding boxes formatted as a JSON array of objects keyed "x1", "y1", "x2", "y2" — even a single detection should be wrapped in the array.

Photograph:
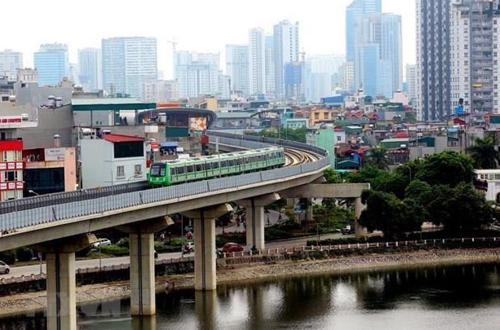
[
  {"x1": 103, "y1": 134, "x2": 146, "y2": 143},
  {"x1": 72, "y1": 98, "x2": 157, "y2": 111}
]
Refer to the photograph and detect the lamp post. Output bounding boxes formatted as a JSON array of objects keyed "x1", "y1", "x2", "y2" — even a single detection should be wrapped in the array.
[{"x1": 28, "y1": 190, "x2": 39, "y2": 196}]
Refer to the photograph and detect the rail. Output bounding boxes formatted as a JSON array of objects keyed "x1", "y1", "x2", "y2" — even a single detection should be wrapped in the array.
[{"x1": 0, "y1": 132, "x2": 329, "y2": 232}]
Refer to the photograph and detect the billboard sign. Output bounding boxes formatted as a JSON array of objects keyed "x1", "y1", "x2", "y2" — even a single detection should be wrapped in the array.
[
  {"x1": 189, "y1": 117, "x2": 207, "y2": 131},
  {"x1": 45, "y1": 148, "x2": 65, "y2": 161}
]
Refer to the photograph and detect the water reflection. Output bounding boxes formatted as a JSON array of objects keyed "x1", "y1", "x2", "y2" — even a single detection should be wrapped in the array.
[{"x1": 1, "y1": 263, "x2": 500, "y2": 330}]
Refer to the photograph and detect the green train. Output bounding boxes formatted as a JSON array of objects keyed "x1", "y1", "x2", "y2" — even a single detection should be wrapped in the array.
[{"x1": 148, "y1": 146, "x2": 286, "y2": 187}]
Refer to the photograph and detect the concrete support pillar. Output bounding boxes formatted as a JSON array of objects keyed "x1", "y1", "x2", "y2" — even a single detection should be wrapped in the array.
[
  {"x1": 33, "y1": 233, "x2": 97, "y2": 330},
  {"x1": 194, "y1": 213, "x2": 217, "y2": 291},
  {"x1": 117, "y1": 217, "x2": 172, "y2": 316},
  {"x1": 245, "y1": 204, "x2": 265, "y2": 251},
  {"x1": 354, "y1": 197, "x2": 368, "y2": 237},
  {"x1": 46, "y1": 252, "x2": 76, "y2": 330},
  {"x1": 182, "y1": 204, "x2": 233, "y2": 291},
  {"x1": 129, "y1": 232, "x2": 156, "y2": 316},
  {"x1": 238, "y1": 193, "x2": 280, "y2": 251},
  {"x1": 306, "y1": 199, "x2": 314, "y2": 222}
]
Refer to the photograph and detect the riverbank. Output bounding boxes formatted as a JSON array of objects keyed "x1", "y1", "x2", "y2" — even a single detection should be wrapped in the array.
[{"x1": 0, "y1": 248, "x2": 499, "y2": 318}]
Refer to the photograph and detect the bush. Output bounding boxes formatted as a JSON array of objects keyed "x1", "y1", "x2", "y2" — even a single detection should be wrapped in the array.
[
  {"x1": 0, "y1": 250, "x2": 16, "y2": 264},
  {"x1": 16, "y1": 247, "x2": 34, "y2": 262},
  {"x1": 99, "y1": 245, "x2": 129, "y2": 256}
]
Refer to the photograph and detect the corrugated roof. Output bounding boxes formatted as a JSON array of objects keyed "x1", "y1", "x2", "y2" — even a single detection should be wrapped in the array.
[
  {"x1": 72, "y1": 98, "x2": 146, "y2": 105},
  {"x1": 103, "y1": 134, "x2": 146, "y2": 143}
]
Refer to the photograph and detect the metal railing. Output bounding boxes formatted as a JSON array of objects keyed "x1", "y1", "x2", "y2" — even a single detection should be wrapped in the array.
[{"x1": 0, "y1": 133, "x2": 329, "y2": 232}]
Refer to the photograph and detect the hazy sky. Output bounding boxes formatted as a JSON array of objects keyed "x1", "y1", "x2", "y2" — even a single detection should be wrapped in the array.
[{"x1": 6, "y1": 0, "x2": 415, "y2": 79}]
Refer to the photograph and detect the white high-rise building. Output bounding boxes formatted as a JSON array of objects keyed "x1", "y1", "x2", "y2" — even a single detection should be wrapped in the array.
[
  {"x1": 305, "y1": 55, "x2": 345, "y2": 102},
  {"x1": 141, "y1": 80, "x2": 179, "y2": 103},
  {"x1": 249, "y1": 28, "x2": 267, "y2": 95},
  {"x1": 264, "y1": 36, "x2": 275, "y2": 95},
  {"x1": 101, "y1": 37, "x2": 157, "y2": 97},
  {"x1": 78, "y1": 48, "x2": 102, "y2": 91},
  {"x1": 450, "y1": 0, "x2": 499, "y2": 114},
  {"x1": 273, "y1": 20, "x2": 300, "y2": 100},
  {"x1": 406, "y1": 64, "x2": 417, "y2": 105},
  {"x1": 225, "y1": 45, "x2": 249, "y2": 95},
  {"x1": 0, "y1": 50, "x2": 23, "y2": 80},
  {"x1": 174, "y1": 51, "x2": 219, "y2": 98}
]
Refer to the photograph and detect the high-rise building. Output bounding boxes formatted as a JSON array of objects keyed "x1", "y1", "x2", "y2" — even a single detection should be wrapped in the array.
[
  {"x1": 249, "y1": 28, "x2": 267, "y2": 95},
  {"x1": 34, "y1": 43, "x2": 69, "y2": 86},
  {"x1": 225, "y1": 45, "x2": 249, "y2": 95},
  {"x1": 358, "y1": 13, "x2": 402, "y2": 97},
  {"x1": 305, "y1": 55, "x2": 345, "y2": 101},
  {"x1": 273, "y1": 20, "x2": 300, "y2": 100},
  {"x1": 78, "y1": 48, "x2": 102, "y2": 92},
  {"x1": 346, "y1": 0, "x2": 382, "y2": 62},
  {"x1": 450, "y1": 0, "x2": 500, "y2": 114},
  {"x1": 0, "y1": 50, "x2": 23, "y2": 80},
  {"x1": 264, "y1": 36, "x2": 275, "y2": 95},
  {"x1": 416, "y1": 0, "x2": 452, "y2": 121},
  {"x1": 174, "y1": 51, "x2": 219, "y2": 98},
  {"x1": 406, "y1": 64, "x2": 417, "y2": 105},
  {"x1": 101, "y1": 37, "x2": 157, "y2": 97},
  {"x1": 141, "y1": 80, "x2": 179, "y2": 103}
]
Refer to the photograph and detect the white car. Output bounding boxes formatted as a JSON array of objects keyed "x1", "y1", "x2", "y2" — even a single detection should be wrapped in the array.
[
  {"x1": 92, "y1": 238, "x2": 112, "y2": 248},
  {"x1": 0, "y1": 261, "x2": 10, "y2": 274}
]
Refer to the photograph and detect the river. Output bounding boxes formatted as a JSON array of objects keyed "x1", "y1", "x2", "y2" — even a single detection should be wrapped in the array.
[{"x1": 1, "y1": 263, "x2": 500, "y2": 330}]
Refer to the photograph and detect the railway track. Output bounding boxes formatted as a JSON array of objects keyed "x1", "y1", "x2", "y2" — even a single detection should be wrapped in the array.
[{"x1": 284, "y1": 148, "x2": 321, "y2": 166}]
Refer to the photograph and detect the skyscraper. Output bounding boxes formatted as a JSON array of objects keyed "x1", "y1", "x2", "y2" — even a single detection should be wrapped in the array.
[
  {"x1": 101, "y1": 37, "x2": 157, "y2": 97},
  {"x1": 273, "y1": 20, "x2": 300, "y2": 100},
  {"x1": 34, "y1": 43, "x2": 69, "y2": 86},
  {"x1": 360, "y1": 13, "x2": 403, "y2": 97},
  {"x1": 174, "y1": 51, "x2": 219, "y2": 98},
  {"x1": 345, "y1": 0, "x2": 382, "y2": 62},
  {"x1": 264, "y1": 36, "x2": 275, "y2": 95},
  {"x1": 450, "y1": 0, "x2": 500, "y2": 114},
  {"x1": 249, "y1": 28, "x2": 267, "y2": 95},
  {"x1": 78, "y1": 48, "x2": 102, "y2": 92},
  {"x1": 0, "y1": 50, "x2": 23, "y2": 80},
  {"x1": 416, "y1": 0, "x2": 451, "y2": 120},
  {"x1": 225, "y1": 45, "x2": 250, "y2": 95}
]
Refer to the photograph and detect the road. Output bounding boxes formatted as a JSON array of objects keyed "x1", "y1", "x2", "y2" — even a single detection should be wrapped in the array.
[{"x1": 2, "y1": 232, "x2": 346, "y2": 279}]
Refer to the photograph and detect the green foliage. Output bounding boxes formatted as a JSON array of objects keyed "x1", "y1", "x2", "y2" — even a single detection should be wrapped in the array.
[
  {"x1": 259, "y1": 127, "x2": 306, "y2": 143},
  {"x1": 467, "y1": 135, "x2": 500, "y2": 169},
  {"x1": 0, "y1": 250, "x2": 16, "y2": 264},
  {"x1": 364, "y1": 146, "x2": 390, "y2": 170},
  {"x1": 16, "y1": 247, "x2": 34, "y2": 262},
  {"x1": 359, "y1": 190, "x2": 424, "y2": 240},
  {"x1": 414, "y1": 151, "x2": 474, "y2": 187},
  {"x1": 99, "y1": 245, "x2": 129, "y2": 256}
]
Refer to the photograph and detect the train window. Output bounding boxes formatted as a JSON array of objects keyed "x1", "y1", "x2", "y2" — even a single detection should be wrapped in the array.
[
  {"x1": 212, "y1": 162, "x2": 219, "y2": 169},
  {"x1": 150, "y1": 164, "x2": 161, "y2": 176},
  {"x1": 170, "y1": 168, "x2": 176, "y2": 176},
  {"x1": 221, "y1": 161, "x2": 227, "y2": 167},
  {"x1": 206, "y1": 163, "x2": 212, "y2": 170},
  {"x1": 196, "y1": 164, "x2": 203, "y2": 171},
  {"x1": 228, "y1": 160, "x2": 234, "y2": 166},
  {"x1": 177, "y1": 166, "x2": 185, "y2": 174},
  {"x1": 187, "y1": 165, "x2": 194, "y2": 172}
]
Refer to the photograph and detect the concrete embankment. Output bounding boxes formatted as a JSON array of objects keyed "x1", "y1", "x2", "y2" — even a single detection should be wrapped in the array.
[{"x1": 0, "y1": 248, "x2": 499, "y2": 318}]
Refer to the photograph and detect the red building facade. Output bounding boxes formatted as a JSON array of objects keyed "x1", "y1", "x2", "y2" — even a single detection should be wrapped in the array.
[{"x1": 0, "y1": 138, "x2": 24, "y2": 201}]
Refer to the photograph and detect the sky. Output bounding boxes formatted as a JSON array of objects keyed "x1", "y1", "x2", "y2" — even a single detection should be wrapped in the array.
[{"x1": 5, "y1": 0, "x2": 415, "y2": 79}]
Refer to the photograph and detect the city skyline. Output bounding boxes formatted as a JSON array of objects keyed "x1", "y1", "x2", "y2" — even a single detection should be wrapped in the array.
[{"x1": 2, "y1": 0, "x2": 415, "y2": 79}]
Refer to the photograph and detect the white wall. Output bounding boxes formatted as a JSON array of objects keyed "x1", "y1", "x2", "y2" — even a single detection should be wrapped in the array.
[{"x1": 80, "y1": 139, "x2": 147, "y2": 189}]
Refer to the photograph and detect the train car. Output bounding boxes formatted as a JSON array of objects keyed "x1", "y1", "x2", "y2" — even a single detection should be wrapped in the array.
[{"x1": 148, "y1": 147, "x2": 285, "y2": 187}]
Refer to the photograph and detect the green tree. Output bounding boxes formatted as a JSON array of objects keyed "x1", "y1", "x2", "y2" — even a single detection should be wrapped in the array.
[
  {"x1": 466, "y1": 135, "x2": 499, "y2": 169},
  {"x1": 359, "y1": 190, "x2": 424, "y2": 240},
  {"x1": 415, "y1": 151, "x2": 474, "y2": 187},
  {"x1": 364, "y1": 146, "x2": 390, "y2": 170}
]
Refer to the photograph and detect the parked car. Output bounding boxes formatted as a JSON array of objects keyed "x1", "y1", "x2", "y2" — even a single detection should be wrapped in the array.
[
  {"x1": 219, "y1": 242, "x2": 244, "y2": 253},
  {"x1": 0, "y1": 261, "x2": 10, "y2": 274},
  {"x1": 92, "y1": 238, "x2": 112, "y2": 248}
]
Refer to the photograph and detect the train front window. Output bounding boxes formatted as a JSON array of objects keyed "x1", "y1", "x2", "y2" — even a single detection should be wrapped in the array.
[{"x1": 150, "y1": 164, "x2": 165, "y2": 177}]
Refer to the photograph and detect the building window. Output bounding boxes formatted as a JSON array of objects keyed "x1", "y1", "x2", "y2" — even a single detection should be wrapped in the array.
[
  {"x1": 117, "y1": 166, "x2": 125, "y2": 178},
  {"x1": 134, "y1": 164, "x2": 142, "y2": 176},
  {"x1": 4, "y1": 171, "x2": 16, "y2": 181}
]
